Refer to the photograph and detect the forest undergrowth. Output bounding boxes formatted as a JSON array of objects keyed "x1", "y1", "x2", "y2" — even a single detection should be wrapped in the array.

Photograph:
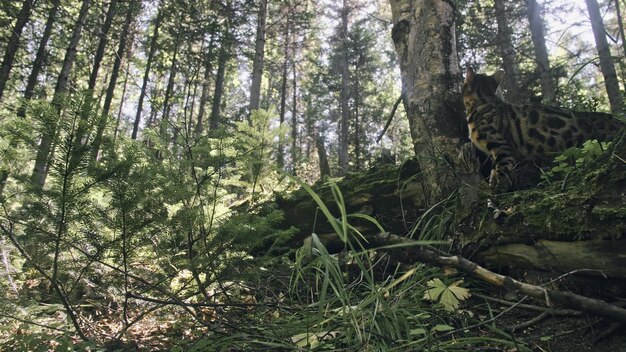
[{"x1": 1, "y1": 100, "x2": 625, "y2": 351}]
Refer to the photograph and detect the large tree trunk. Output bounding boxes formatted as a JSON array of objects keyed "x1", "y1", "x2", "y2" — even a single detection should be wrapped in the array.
[
  {"x1": 31, "y1": 0, "x2": 91, "y2": 188},
  {"x1": 338, "y1": 0, "x2": 351, "y2": 176},
  {"x1": 494, "y1": 0, "x2": 524, "y2": 104},
  {"x1": 388, "y1": 0, "x2": 466, "y2": 203},
  {"x1": 0, "y1": 0, "x2": 32, "y2": 101},
  {"x1": 18, "y1": 0, "x2": 61, "y2": 117},
  {"x1": 249, "y1": 0, "x2": 268, "y2": 115},
  {"x1": 585, "y1": 0, "x2": 624, "y2": 114},
  {"x1": 133, "y1": 3, "x2": 163, "y2": 140},
  {"x1": 525, "y1": 0, "x2": 556, "y2": 104},
  {"x1": 92, "y1": 0, "x2": 138, "y2": 162}
]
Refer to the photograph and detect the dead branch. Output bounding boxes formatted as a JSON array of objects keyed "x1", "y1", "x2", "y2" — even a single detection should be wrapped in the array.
[
  {"x1": 375, "y1": 233, "x2": 626, "y2": 323},
  {"x1": 376, "y1": 94, "x2": 403, "y2": 143}
]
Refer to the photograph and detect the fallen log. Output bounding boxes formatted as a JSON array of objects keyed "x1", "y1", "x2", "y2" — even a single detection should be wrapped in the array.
[{"x1": 478, "y1": 239, "x2": 626, "y2": 278}]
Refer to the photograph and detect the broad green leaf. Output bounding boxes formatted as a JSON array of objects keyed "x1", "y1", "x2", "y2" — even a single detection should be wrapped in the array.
[{"x1": 423, "y1": 279, "x2": 471, "y2": 311}]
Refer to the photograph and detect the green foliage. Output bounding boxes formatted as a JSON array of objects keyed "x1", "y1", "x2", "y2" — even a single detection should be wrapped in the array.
[
  {"x1": 234, "y1": 108, "x2": 294, "y2": 203},
  {"x1": 0, "y1": 98, "x2": 297, "y2": 348},
  {"x1": 541, "y1": 139, "x2": 612, "y2": 183},
  {"x1": 274, "y1": 182, "x2": 523, "y2": 351}
]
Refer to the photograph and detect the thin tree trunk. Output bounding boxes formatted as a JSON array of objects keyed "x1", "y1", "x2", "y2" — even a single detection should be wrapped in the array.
[
  {"x1": 114, "y1": 51, "x2": 132, "y2": 141},
  {"x1": 19, "y1": 0, "x2": 61, "y2": 117},
  {"x1": 277, "y1": 13, "x2": 290, "y2": 169},
  {"x1": 354, "y1": 70, "x2": 361, "y2": 171},
  {"x1": 210, "y1": 18, "x2": 231, "y2": 130},
  {"x1": 3, "y1": 0, "x2": 58, "y2": 194},
  {"x1": 132, "y1": 2, "x2": 163, "y2": 140},
  {"x1": 494, "y1": 0, "x2": 524, "y2": 103},
  {"x1": 388, "y1": 0, "x2": 466, "y2": 202},
  {"x1": 525, "y1": 0, "x2": 556, "y2": 103},
  {"x1": 0, "y1": 0, "x2": 33, "y2": 101},
  {"x1": 586, "y1": 0, "x2": 625, "y2": 114},
  {"x1": 264, "y1": 68, "x2": 273, "y2": 109},
  {"x1": 92, "y1": 0, "x2": 138, "y2": 162},
  {"x1": 161, "y1": 28, "x2": 181, "y2": 131},
  {"x1": 195, "y1": 33, "x2": 215, "y2": 137},
  {"x1": 615, "y1": 0, "x2": 626, "y2": 58},
  {"x1": 187, "y1": 77, "x2": 199, "y2": 137},
  {"x1": 249, "y1": 0, "x2": 268, "y2": 115},
  {"x1": 88, "y1": 0, "x2": 118, "y2": 93},
  {"x1": 338, "y1": 0, "x2": 351, "y2": 175},
  {"x1": 291, "y1": 51, "x2": 298, "y2": 175},
  {"x1": 31, "y1": 0, "x2": 91, "y2": 188},
  {"x1": 316, "y1": 135, "x2": 330, "y2": 178},
  {"x1": 70, "y1": 0, "x2": 118, "y2": 154}
]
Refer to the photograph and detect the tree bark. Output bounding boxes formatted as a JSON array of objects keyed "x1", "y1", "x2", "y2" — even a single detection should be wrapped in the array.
[
  {"x1": 133, "y1": 2, "x2": 163, "y2": 140},
  {"x1": 586, "y1": 0, "x2": 624, "y2": 114},
  {"x1": 0, "y1": 0, "x2": 33, "y2": 101},
  {"x1": 114, "y1": 43, "x2": 133, "y2": 141},
  {"x1": 31, "y1": 0, "x2": 91, "y2": 188},
  {"x1": 291, "y1": 50, "x2": 298, "y2": 175},
  {"x1": 160, "y1": 25, "x2": 182, "y2": 147},
  {"x1": 338, "y1": 0, "x2": 351, "y2": 176},
  {"x1": 69, "y1": 0, "x2": 118, "y2": 166},
  {"x1": 388, "y1": 0, "x2": 466, "y2": 203},
  {"x1": 615, "y1": 0, "x2": 626, "y2": 58},
  {"x1": 92, "y1": 0, "x2": 138, "y2": 162},
  {"x1": 87, "y1": 0, "x2": 118, "y2": 94},
  {"x1": 210, "y1": 24, "x2": 231, "y2": 131},
  {"x1": 494, "y1": 0, "x2": 524, "y2": 103},
  {"x1": 354, "y1": 64, "x2": 361, "y2": 170},
  {"x1": 19, "y1": 0, "x2": 61, "y2": 117},
  {"x1": 195, "y1": 34, "x2": 215, "y2": 137},
  {"x1": 249, "y1": 0, "x2": 268, "y2": 115},
  {"x1": 277, "y1": 11, "x2": 290, "y2": 169},
  {"x1": 316, "y1": 135, "x2": 330, "y2": 178},
  {"x1": 525, "y1": 0, "x2": 556, "y2": 104}
]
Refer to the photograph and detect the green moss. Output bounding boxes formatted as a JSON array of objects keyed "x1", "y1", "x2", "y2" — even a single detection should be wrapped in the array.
[{"x1": 458, "y1": 134, "x2": 626, "y2": 245}]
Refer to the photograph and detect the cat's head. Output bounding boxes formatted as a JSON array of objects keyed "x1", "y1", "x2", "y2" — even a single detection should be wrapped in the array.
[{"x1": 462, "y1": 67, "x2": 505, "y2": 106}]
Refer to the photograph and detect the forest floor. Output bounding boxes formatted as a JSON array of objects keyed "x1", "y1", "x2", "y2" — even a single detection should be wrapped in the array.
[{"x1": 2, "y1": 258, "x2": 626, "y2": 351}]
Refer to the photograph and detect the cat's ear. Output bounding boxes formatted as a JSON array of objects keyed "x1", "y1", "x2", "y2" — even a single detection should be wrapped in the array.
[
  {"x1": 464, "y1": 66, "x2": 475, "y2": 84},
  {"x1": 492, "y1": 70, "x2": 505, "y2": 85}
]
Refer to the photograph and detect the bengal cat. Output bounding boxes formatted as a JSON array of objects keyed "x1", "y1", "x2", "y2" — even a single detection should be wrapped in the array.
[{"x1": 462, "y1": 66, "x2": 625, "y2": 192}]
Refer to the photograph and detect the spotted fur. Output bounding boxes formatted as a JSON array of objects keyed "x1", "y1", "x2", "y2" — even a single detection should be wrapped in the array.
[{"x1": 462, "y1": 67, "x2": 625, "y2": 192}]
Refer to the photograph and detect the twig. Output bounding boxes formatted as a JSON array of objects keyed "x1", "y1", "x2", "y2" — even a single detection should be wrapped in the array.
[
  {"x1": 126, "y1": 292, "x2": 293, "y2": 311},
  {"x1": 0, "y1": 238, "x2": 18, "y2": 294},
  {"x1": 592, "y1": 322, "x2": 624, "y2": 344},
  {"x1": 376, "y1": 95, "x2": 403, "y2": 143},
  {"x1": 473, "y1": 293, "x2": 582, "y2": 316},
  {"x1": 0, "y1": 312, "x2": 71, "y2": 333},
  {"x1": 508, "y1": 311, "x2": 549, "y2": 332},
  {"x1": 0, "y1": 222, "x2": 89, "y2": 341}
]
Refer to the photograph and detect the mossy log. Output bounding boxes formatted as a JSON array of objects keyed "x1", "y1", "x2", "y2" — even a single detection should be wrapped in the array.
[
  {"x1": 478, "y1": 239, "x2": 626, "y2": 278},
  {"x1": 270, "y1": 136, "x2": 626, "y2": 278}
]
